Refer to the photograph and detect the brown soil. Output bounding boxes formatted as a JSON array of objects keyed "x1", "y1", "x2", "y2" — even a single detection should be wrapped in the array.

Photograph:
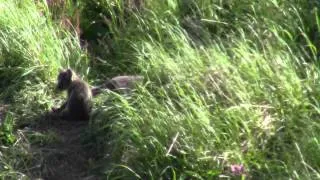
[
  {"x1": 28, "y1": 116, "x2": 98, "y2": 180},
  {"x1": 0, "y1": 104, "x2": 100, "y2": 179}
]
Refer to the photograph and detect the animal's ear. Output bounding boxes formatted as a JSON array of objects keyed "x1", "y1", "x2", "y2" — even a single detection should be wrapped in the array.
[
  {"x1": 58, "y1": 68, "x2": 64, "y2": 73},
  {"x1": 66, "y1": 68, "x2": 73, "y2": 79}
]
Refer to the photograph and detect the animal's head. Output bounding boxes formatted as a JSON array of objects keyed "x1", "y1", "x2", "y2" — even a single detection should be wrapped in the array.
[{"x1": 57, "y1": 68, "x2": 74, "y2": 90}]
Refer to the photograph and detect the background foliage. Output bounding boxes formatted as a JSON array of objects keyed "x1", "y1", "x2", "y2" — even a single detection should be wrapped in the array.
[{"x1": 1, "y1": 0, "x2": 320, "y2": 179}]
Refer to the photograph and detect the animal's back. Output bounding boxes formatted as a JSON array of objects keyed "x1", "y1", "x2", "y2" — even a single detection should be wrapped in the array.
[{"x1": 68, "y1": 80, "x2": 92, "y2": 120}]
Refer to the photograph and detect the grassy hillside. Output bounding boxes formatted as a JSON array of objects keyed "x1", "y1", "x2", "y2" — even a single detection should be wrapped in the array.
[{"x1": 1, "y1": 0, "x2": 320, "y2": 179}]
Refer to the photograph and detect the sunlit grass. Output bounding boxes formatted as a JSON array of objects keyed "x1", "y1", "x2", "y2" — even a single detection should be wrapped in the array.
[
  {"x1": 0, "y1": 1, "x2": 85, "y2": 178},
  {"x1": 91, "y1": 30, "x2": 320, "y2": 178},
  {"x1": 87, "y1": 0, "x2": 320, "y2": 179},
  {"x1": 1, "y1": 0, "x2": 320, "y2": 179}
]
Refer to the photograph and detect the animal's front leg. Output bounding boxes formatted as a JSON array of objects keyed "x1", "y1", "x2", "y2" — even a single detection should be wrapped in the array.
[
  {"x1": 58, "y1": 108, "x2": 71, "y2": 120},
  {"x1": 52, "y1": 101, "x2": 67, "y2": 113}
]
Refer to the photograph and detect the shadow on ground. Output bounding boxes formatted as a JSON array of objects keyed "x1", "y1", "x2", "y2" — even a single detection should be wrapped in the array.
[{"x1": 26, "y1": 115, "x2": 99, "y2": 180}]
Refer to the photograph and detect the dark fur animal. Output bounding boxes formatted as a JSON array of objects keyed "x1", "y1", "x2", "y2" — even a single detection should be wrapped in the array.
[
  {"x1": 91, "y1": 75, "x2": 143, "y2": 96},
  {"x1": 53, "y1": 69, "x2": 92, "y2": 121}
]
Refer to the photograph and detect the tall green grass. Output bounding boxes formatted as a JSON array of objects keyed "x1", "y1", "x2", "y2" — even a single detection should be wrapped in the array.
[
  {"x1": 91, "y1": 33, "x2": 320, "y2": 179},
  {"x1": 0, "y1": 0, "x2": 85, "y2": 178},
  {"x1": 1, "y1": 0, "x2": 320, "y2": 179},
  {"x1": 0, "y1": 0, "x2": 88, "y2": 116},
  {"x1": 87, "y1": 0, "x2": 320, "y2": 179}
]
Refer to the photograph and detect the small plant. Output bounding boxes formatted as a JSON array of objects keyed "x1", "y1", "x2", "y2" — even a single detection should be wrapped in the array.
[{"x1": 0, "y1": 113, "x2": 16, "y2": 145}]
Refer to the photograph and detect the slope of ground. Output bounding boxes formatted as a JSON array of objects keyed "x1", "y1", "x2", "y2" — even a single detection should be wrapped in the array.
[{"x1": 26, "y1": 117, "x2": 97, "y2": 180}]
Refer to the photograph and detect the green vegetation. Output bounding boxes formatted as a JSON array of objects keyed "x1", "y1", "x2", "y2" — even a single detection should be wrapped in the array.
[{"x1": 1, "y1": 0, "x2": 320, "y2": 179}]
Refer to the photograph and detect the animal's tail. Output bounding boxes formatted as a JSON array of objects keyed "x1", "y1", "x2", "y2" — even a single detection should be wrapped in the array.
[{"x1": 91, "y1": 75, "x2": 144, "y2": 97}]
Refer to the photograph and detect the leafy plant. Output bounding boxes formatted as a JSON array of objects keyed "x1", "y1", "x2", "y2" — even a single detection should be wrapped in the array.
[{"x1": 0, "y1": 113, "x2": 16, "y2": 145}]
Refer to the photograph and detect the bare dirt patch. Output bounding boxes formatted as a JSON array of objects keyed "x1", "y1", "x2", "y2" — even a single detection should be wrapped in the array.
[{"x1": 28, "y1": 117, "x2": 98, "y2": 180}]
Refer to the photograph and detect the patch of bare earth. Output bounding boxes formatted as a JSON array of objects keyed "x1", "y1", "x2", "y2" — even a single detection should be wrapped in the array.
[{"x1": 28, "y1": 117, "x2": 98, "y2": 180}]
